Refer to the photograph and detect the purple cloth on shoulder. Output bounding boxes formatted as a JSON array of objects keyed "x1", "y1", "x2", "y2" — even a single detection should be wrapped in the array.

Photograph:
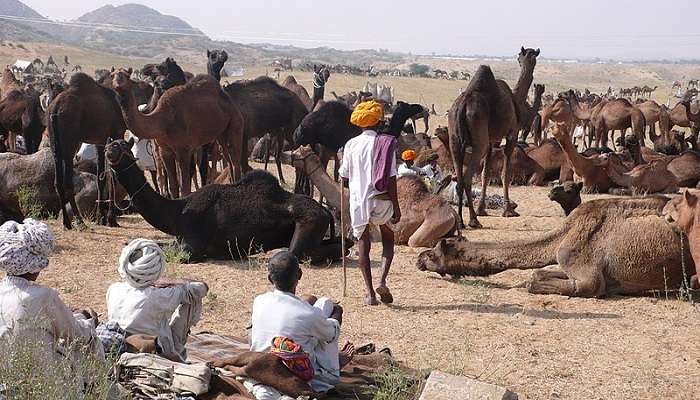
[{"x1": 373, "y1": 134, "x2": 397, "y2": 192}]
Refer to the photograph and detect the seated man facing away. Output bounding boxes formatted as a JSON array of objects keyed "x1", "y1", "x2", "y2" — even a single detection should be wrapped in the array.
[
  {"x1": 0, "y1": 219, "x2": 103, "y2": 361},
  {"x1": 250, "y1": 251, "x2": 353, "y2": 394},
  {"x1": 107, "y1": 239, "x2": 208, "y2": 362}
]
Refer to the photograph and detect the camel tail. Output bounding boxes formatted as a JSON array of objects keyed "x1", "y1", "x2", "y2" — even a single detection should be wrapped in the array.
[{"x1": 48, "y1": 110, "x2": 63, "y2": 195}]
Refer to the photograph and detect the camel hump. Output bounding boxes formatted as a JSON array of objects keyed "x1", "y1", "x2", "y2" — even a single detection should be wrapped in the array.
[
  {"x1": 466, "y1": 65, "x2": 497, "y2": 92},
  {"x1": 68, "y1": 72, "x2": 98, "y2": 89}
]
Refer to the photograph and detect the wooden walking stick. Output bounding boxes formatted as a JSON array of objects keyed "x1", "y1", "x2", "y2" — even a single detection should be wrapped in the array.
[{"x1": 340, "y1": 179, "x2": 347, "y2": 297}]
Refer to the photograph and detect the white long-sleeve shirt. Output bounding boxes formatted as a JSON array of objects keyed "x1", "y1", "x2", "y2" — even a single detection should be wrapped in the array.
[{"x1": 0, "y1": 276, "x2": 102, "y2": 358}]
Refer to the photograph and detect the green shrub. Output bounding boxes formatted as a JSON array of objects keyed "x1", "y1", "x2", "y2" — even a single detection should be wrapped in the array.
[
  {"x1": 15, "y1": 186, "x2": 43, "y2": 219},
  {"x1": 0, "y1": 333, "x2": 124, "y2": 399}
]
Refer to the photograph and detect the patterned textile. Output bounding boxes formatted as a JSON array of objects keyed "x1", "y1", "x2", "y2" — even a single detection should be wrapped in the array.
[
  {"x1": 270, "y1": 336, "x2": 314, "y2": 381},
  {"x1": 96, "y1": 321, "x2": 126, "y2": 356},
  {"x1": 0, "y1": 219, "x2": 54, "y2": 276}
]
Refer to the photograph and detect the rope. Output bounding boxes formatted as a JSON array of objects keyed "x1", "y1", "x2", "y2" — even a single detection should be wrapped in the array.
[
  {"x1": 108, "y1": 167, "x2": 148, "y2": 212},
  {"x1": 313, "y1": 71, "x2": 327, "y2": 89},
  {"x1": 680, "y1": 231, "x2": 694, "y2": 304}
]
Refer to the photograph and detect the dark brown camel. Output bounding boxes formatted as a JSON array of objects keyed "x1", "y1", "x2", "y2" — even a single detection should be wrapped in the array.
[
  {"x1": 311, "y1": 65, "x2": 331, "y2": 109},
  {"x1": 222, "y1": 77, "x2": 309, "y2": 184},
  {"x1": 206, "y1": 49, "x2": 228, "y2": 82},
  {"x1": 48, "y1": 72, "x2": 125, "y2": 229},
  {"x1": 111, "y1": 69, "x2": 244, "y2": 198},
  {"x1": 448, "y1": 47, "x2": 539, "y2": 228},
  {"x1": 105, "y1": 139, "x2": 345, "y2": 263},
  {"x1": 548, "y1": 181, "x2": 582, "y2": 216},
  {"x1": 0, "y1": 89, "x2": 45, "y2": 154},
  {"x1": 519, "y1": 83, "x2": 545, "y2": 143}
]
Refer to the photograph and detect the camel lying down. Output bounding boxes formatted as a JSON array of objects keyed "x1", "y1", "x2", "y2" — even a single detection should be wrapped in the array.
[{"x1": 417, "y1": 196, "x2": 695, "y2": 297}]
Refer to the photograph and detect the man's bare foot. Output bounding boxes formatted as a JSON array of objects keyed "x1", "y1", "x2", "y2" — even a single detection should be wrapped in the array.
[
  {"x1": 339, "y1": 342, "x2": 355, "y2": 369},
  {"x1": 376, "y1": 286, "x2": 394, "y2": 304},
  {"x1": 365, "y1": 295, "x2": 379, "y2": 306}
]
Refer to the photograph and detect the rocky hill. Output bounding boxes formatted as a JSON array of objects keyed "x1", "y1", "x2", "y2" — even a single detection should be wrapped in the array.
[{"x1": 0, "y1": 0, "x2": 407, "y2": 66}]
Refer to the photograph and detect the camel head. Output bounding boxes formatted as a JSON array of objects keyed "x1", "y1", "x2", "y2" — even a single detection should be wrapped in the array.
[
  {"x1": 290, "y1": 145, "x2": 320, "y2": 172},
  {"x1": 313, "y1": 64, "x2": 331, "y2": 83},
  {"x1": 548, "y1": 182, "x2": 583, "y2": 216},
  {"x1": 207, "y1": 49, "x2": 229, "y2": 65},
  {"x1": 434, "y1": 126, "x2": 449, "y2": 145},
  {"x1": 518, "y1": 47, "x2": 540, "y2": 69},
  {"x1": 111, "y1": 68, "x2": 134, "y2": 96},
  {"x1": 534, "y1": 84, "x2": 545, "y2": 96},
  {"x1": 105, "y1": 138, "x2": 135, "y2": 168},
  {"x1": 417, "y1": 237, "x2": 503, "y2": 277},
  {"x1": 663, "y1": 191, "x2": 700, "y2": 233},
  {"x1": 550, "y1": 123, "x2": 570, "y2": 142}
]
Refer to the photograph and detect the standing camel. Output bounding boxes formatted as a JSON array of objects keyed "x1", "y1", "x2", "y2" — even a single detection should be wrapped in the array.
[
  {"x1": 519, "y1": 83, "x2": 545, "y2": 143},
  {"x1": 111, "y1": 70, "x2": 244, "y2": 197},
  {"x1": 48, "y1": 73, "x2": 125, "y2": 229},
  {"x1": 448, "y1": 47, "x2": 539, "y2": 228},
  {"x1": 588, "y1": 98, "x2": 646, "y2": 147}
]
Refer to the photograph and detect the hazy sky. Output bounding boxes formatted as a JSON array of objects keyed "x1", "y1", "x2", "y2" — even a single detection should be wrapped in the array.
[{"x1": 19, "y1": 0, "x2": 700, "y2": 60}]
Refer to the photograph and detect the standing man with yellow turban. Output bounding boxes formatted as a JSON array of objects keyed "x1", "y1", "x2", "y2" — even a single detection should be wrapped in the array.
[{"x1": 338, "y1": 101, "x2": 401, "y2": 306}]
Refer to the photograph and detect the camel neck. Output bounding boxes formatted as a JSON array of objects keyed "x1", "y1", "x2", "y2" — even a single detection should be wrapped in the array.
[
  {"x1": 111, "y1": 158, "x2": 184, "y2": 236},
  {"x1": 532, "y1": 91, "x2": 543, "y2": 112},
  {"x1": 313, "y1": 86, "x2": 324, "y2": 109},
  {"x1": 118, "y1": 88, "x2": 164, "y2": 140},
  {"x1": 305, "y1": 160, "x2": 347, "y2": 211},
  {"x1": 556, "y1": 134, "x2": 591, "y2": 174},
  {"x1": 513, "y1": 65, "x2": 535, "y2": 104},
  {"x1": 208, "y1": 64, "x2": 221, "y2": 82},
  {"x1": 387, "y1": 110, "x2": 410, "y2": 137}
]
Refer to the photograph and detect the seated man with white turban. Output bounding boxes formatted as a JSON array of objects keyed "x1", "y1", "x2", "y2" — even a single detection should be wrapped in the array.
[
  {"x1": 0, "y1": 219, "x2": 103, "y2": 360},
  {"x1": 106, "y1": 239, "x2": 208, "y2": 362}
]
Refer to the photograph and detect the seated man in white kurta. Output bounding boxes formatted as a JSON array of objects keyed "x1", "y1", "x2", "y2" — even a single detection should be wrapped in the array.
[
  {"x1": 106, "y1": 239, "x2": 208, "y2": 362},
  {"x1": 250, "y1": 251, "x2": 353, "y2": 394},
  {"x1": 0, "y1": 219, "x2": 103, "y2": 362}
]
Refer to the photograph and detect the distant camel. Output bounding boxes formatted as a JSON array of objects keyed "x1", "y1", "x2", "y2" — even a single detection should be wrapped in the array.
[
  {"x1": 519, "y1": 83, "x2": 545, "y2": 143},
  {"x1": 688, "y1": 79, "x2": 699, "y2": 89},
  {"x1": 0, "y1": 67, "x2": 21, "y2": 100},
  {"x1": 448, "y1": 47, "x2": 539, "y2": 228},
  {"x1": 312, "y1": 65, "x2": 331, "y2": 109}
]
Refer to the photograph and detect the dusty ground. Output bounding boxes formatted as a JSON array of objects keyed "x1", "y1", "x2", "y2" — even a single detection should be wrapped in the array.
[{"x1": 32, "y1": 160, "x2": 699, "y2": 400}]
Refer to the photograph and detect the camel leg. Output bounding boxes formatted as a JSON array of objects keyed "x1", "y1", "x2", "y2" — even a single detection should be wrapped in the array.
[
  {"x1": 407, "y1": 211, "x2": 456, "y2": 248},
  {"x1": 527, "y1": 266, "x2": 578, "y2": 296},
  {"x1": 175, "y1": 148, "x2": 193, "y2": 197},
  {"x1": 501, "y1": 136, "x2": 519, "y2": 217},
  {"x1": 424, "y1": 115, "x2": 429, "y2": 134},
  {"x1": 7, "y1": 131, "x2": 16, "y2": 152},
  {"x1": 191, "y1": 154, "x2": 200, "y2": 191},
  {"x1": 162, "y1": 148, "x2": 180, "y2": 198},
  {"x1": 96, "y1": 145, "x2": 118, "y2": 227},
  {"x1": 54, "y1": 153, "x2": 74, "y2": 229},
  {"x1": 476, "y1": 146, "x2": 491, "y2": 216},
  {"x1": 275, "y1": 133, "x2": 285, "y2": 184}
]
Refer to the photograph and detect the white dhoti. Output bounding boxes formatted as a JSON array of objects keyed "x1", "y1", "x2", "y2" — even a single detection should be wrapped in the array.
[{"x1": 352, "y1": 198, "x2": 393, "y2": 239}]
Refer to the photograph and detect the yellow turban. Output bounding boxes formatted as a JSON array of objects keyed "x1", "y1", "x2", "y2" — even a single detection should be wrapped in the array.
[
  {"x1": 401, "y1": 150, "x2": 416, "y2": 161},
  {"x1": 351, "y1": 101, "x2": 384, "y2": 128}
]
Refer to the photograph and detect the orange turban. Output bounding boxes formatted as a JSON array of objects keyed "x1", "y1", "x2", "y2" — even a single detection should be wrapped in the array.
[
  {"x1": 401, "y1": 150, "x2": 416, "y2": 161},
  {"x1": 351, "y1": 101, "x2": 384, "y2": 128}
]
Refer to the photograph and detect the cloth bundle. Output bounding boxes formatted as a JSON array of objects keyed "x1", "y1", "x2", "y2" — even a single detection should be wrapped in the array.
[
  {"x1": 270, "y1": 336, "x2": 314, "y2": 382},
  {"x1": 0, "y1": 218, "x2": 55, "y2": 276},
  {"x1": 118, "y1": 239, "x2": 165, "y2": 288}
]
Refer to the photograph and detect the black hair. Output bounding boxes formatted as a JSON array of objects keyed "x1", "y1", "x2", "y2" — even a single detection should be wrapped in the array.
[{"x1": 267, "y1": 251, "x2": 300, "y2": 292}]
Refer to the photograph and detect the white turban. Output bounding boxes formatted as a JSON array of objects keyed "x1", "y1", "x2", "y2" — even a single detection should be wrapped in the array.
[
  {"x1": 118, "y1": 239, "x2": 166, "y2": 288},
  {"x1": 0, "y1": 219, "x2": 55, "y2": 276}
]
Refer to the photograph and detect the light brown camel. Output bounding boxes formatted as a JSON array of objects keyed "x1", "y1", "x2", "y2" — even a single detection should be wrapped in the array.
[
  {"x1": 481, "y1": 145, "x2": 546, "y2": 186},
  {"x1": 667, "y1": 151, "x2": 700, "y2": 187},
  {"x1": 291, "y1": 145, "x2": 457, "y2": 248},
  {"x1": 636, "y1": 100, "x2": 666, "y2": 140},
  {"x1": 448, "y1": 47, "x2": 539, "y2": 228},
  {"x1": 0, "y1": 67, "x2": 21, "y2": 100},
  {"x1": 663, "y1": 191, "x2": 700, "y2": 289},
  {"x1": 111, "y1": 69, "x2": 244, "y2": 197},
  {"x1": 605, "y1": 156, "x2": 678, "y2": 194},
  {"x1": 282, "y1": 75, "x2": 313, "y2": 111},
  {"x1": 551, "y1": 123, "x2": 617, "y2": 192},
  {"x1": 525, "y1": 139, "x2": 571, "y2": 182},
  {"x1": 418, "y1": 196, "x2": 694, "y2": 297},
  {"x1": 587, "y1": 97, "x2": 646, "y2": 148}
]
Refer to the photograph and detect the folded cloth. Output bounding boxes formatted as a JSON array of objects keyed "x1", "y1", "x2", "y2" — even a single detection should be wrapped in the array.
[
  {"x1": 270, "y1": 336, "x2": 314, "y2": 382},
  {"x1": 372, "y1": 134, "x2": 397, "y2": 193},
  {"x1": 96, "y1": 321, "x2": 126, "y2": 355}
]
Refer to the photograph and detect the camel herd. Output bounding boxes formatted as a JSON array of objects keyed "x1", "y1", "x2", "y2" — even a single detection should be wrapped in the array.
[{"x1": 1, "y1": 46, "x2": 700, "y2": 299}]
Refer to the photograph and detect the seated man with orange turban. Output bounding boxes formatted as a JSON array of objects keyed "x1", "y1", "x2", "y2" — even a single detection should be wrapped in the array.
[
  {"x1": 398, "y1": 150, "x2": 423, "y2": 178},
  {"x1": 338, "y1": 101, "x2": 401, "y2": 306}
]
